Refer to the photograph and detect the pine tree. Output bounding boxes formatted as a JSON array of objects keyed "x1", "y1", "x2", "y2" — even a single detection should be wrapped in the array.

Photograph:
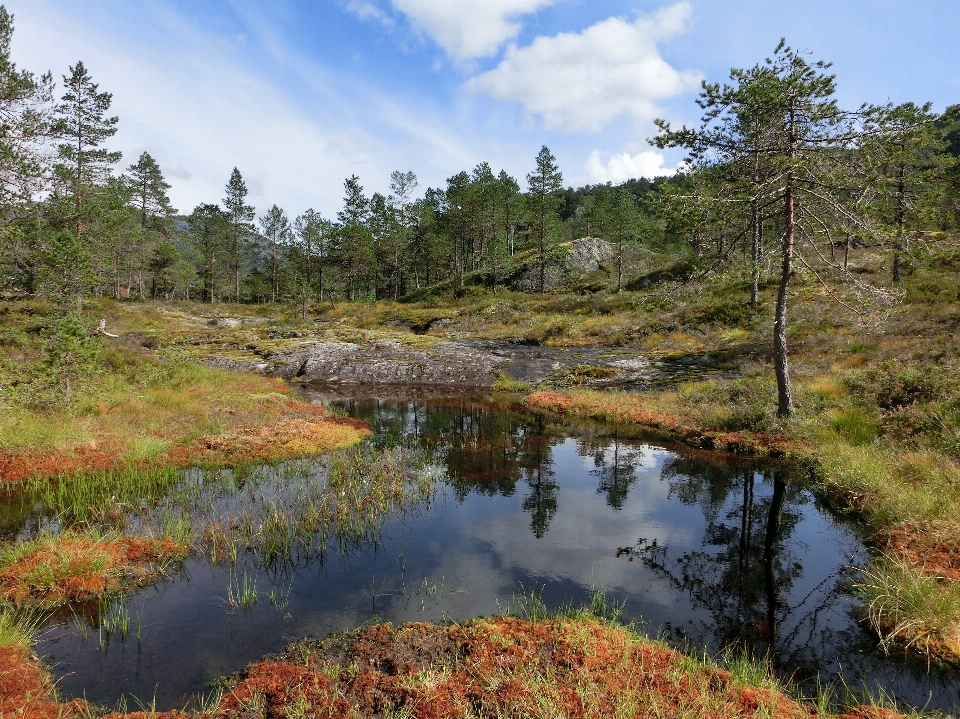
[
  {"x1": 387, "y1": 170, "x2": 418, "y2": 298},
  {"x1": 0, "y1": 6, "x2": 53, "y2": 294},
  {"x1": 497, "y1": 170, "x2": 523, "y2": 258},
  {"x1": 293, "y1": 209, "x2": 334, "y2": 304},
  {"x1": 127, "y1": 152, "x2": 174, "y2": 228},
  {"x1": 861, "y1": 102, "x2": 953, "y2": 281},
  {"x1": 336, "y1": 175, "x2": 374, "y2": 301},
  {"x1": 526, "y1": 146, "x2": 563, "y2": 293},
  {"x1": 125, "y1": 151, "x2": 175, "y2": 298},
  {"x1": 0, "y1": 6, "x2": 52, "y2": 211},
  {"x1": 52, "y1": 61, "x2": 121, "y2": 239},
  {"x1": 223, "y1": 168, "x2": 254, "y2": 302},
  {"x1": 189, "y1": 203, "x2": 229, "y2": 303},
  {"x1": 259, "y1": 204, "x2": 291, "y2": 303},
  {"x1": 607, "y1": 188, "x2": 644, "y2": 292},
  {"x1": 654, "y1": 41, "x2": 895, "y2": 417}
]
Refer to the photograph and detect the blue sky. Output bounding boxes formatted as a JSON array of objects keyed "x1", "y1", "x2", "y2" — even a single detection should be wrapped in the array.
[{"x1": 8, "y1": 0, "x2": 960, "y2": 220}]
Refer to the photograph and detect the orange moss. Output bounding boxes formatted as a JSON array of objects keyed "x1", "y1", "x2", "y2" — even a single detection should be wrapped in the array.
[
  {"x1": 877, "y1": 523, "x2": 960, "y2": 582},
  {"x1": 0, "y1": 645, "x2": 84, "y2": 719},
  {"x1": 0, "y1": 536, "x2": 183, "y2": 607},
  {"x1": 210, "y1": 616, "x2": 902, "y2": 719},
  {"x1": 0, "y1": 616, "x2": 908, "y2": 718},
  {"x1": 0, "y1": 444, "x2": 120, "y2": 484},
  {"x1": 195, "y1": 416, "x2": 369, "y2": 465},
  {"x1": 0, "y1": 404, "x2": 369, "y2": 484}
]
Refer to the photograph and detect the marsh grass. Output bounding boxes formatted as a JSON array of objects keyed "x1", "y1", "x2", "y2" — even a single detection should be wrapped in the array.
[
  {"x1": 227, "y1": 568, "x2": 259, "y2": 611},
  {"x1": 857, "y1": 556, "x2": 960, "y2": 663},
  {"x1": 14, "y1": 445, "x2": 449, "y2": 575},
  {"x1": 0, "y1": 605, "x2": 41, "y2": 650}
]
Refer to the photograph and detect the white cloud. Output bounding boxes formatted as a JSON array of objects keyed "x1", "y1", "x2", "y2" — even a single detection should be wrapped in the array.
[
  {"x1": 342, "y1": 0, "x2": 394, "y2": 28},
  {"x1": 390, "y1": 0, "x2": 556, "y2": 61},
  {"x1": 585, "y1": 150, "x2": 678, "y2": 183},
  {"x1": 467, "y1": 2, "x2": 701, "y2": 132}
]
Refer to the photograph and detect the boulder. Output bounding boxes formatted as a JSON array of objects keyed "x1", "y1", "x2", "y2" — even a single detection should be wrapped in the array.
[{"x1": 566, "y1": 237, "x2": 614, "y2": 273}]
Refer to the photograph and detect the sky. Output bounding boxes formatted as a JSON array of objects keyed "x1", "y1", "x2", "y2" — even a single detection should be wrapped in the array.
[{"x1": 7, "y1": 0, "x2": 960, "y2": 220}]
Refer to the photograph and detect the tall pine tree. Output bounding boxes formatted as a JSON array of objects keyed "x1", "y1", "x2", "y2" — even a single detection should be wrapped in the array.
[
  {"x1": 259, "y1": 204, "x2": 291, "y2": 303},
  {"x1": 526, "y1": 146, "x2": 563, "y2": 293},
  {"x1": 52, "y1": 61, "x2": 121, "y2": 240},
  {"x1": 0, "y1": 6, "x2": 53, "y2": 293},
  {"x1": 223, "y1": 168, "x2": 254, "y2": 302},
  {"x1": 126, "y1": 151, "x2": 175, "y2": 298}
]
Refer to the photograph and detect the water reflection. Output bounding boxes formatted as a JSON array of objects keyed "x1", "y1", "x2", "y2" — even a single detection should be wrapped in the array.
[
  {"x1": 586, "y1": 430, "x2": 642, "y2": 509},
  {"x1": 7, "y1": 393, "x2": 959, "y2": 714},
  {"x1": 619, "y1": 469, "x2": 805, "y2": 654}
]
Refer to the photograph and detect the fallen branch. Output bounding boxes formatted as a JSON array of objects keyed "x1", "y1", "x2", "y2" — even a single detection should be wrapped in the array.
[{"x1": 96, "y1": 319, "x2": 119, "y2": 338}]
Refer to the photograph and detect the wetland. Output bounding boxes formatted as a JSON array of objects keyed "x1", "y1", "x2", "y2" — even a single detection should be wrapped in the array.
[{"x1": 5, "y1": 390, "x2": 959, "y2": 714}]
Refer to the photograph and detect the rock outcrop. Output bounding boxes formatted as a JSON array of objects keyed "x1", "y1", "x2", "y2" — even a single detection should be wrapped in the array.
[{"x1": 264, "y1": 340, "x2": 509, "y2": 387}]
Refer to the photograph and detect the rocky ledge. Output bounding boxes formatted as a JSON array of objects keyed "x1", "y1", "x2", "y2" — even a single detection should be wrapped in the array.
[{"x1": 207, "y1": 339, "x2": 510, "y2": 388}]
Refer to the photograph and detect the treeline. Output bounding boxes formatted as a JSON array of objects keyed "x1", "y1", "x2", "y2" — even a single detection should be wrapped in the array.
[{"x1": 1, "y1": 8, "x2": 959, "y2": 310}]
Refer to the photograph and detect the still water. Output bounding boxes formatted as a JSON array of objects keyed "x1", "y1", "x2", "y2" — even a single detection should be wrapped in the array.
[{"x1": 19, "y1": 393, "x2": 960, "y2": 714}]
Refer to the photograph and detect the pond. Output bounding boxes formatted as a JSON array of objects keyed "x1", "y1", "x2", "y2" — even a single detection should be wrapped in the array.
[{"x1": 9, "y1": 393, "x2": 960, "y2": 714}]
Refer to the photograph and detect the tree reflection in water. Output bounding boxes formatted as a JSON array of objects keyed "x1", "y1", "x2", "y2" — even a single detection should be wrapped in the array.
[
  {"x1": 585, "y1": 429, "x2": 642, "y2": 509},
  {"x1": 312, "y1": 393, "x2": 957, "y2": 712},
  {"x1": 617, "y1": 456, "x2": 855, "y2": 673},
  {"x1": 328, "y1": 395, "x2": 563, "y2": 537}
]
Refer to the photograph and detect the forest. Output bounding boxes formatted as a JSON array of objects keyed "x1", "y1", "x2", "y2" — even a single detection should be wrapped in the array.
[{"x1": 2, "y1": 8, "x2": 957, "y2": 321}]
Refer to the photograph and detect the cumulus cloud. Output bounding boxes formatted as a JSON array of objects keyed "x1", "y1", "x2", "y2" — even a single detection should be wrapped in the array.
[
  {"x1": 585, "y1": 150, "x2": 678, "y2": 183},
  {"x1": 391, "y1": 0, "x2": 556, "y2": 61},
  {"x1": 468, "y1": 2, "x2": 701, "y2": 132}
]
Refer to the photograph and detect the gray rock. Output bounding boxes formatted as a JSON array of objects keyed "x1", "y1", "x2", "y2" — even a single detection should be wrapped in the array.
[
  {"x1": 266, "y1": 340, "x2": 509, "y2": 388},
  {"x1": 565, "y1": 237, "x2": 614, "y2": 273}
]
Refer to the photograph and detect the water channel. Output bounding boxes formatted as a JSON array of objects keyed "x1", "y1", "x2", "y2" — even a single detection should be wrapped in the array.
[{"x1": 6, "y1": 390, "x2": 960, "y2": 714}]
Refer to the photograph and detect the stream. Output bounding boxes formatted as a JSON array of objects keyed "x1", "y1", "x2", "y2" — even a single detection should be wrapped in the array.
[{"x1": 6, "y1": 389, "x2": 960, "y2": 714}]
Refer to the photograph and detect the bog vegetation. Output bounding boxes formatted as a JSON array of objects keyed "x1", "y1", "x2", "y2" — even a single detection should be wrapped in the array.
[{"x1": 1, "y1": 3, "x2": 960, "y2": 716}]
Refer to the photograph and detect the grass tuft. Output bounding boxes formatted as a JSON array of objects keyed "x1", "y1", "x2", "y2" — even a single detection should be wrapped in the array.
[{"x1": 857, "y1": 556, "x2": 960, "y2": 663}]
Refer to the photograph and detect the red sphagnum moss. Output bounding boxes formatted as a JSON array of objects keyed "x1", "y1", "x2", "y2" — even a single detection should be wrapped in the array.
[
  {"x1": 0, "y1": 403, "x2": 369, "y2": 484},
  {"x1": 0, "y1": 536, "x2": 183, "y2": 607},
  {"x1": 207, "y1": 616, "x2": 906, "y2": 719},
  {"x1": 1, "y1": 616, "x2": 911, "y2": 718}
]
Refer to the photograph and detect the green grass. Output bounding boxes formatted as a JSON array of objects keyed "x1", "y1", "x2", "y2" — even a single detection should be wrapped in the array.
[
  {"x1": 0, "y1": 410, "x2": 93, "y2": 450},
  {"x1": 857, "y1": 557, "x2": 960, "y2": 660},
  {"x1": 0, "y1": 606, "x2": 40, "y2": 651},
  {"x1": 491, "y1": 371, "x2": 530, "y2": 393}
]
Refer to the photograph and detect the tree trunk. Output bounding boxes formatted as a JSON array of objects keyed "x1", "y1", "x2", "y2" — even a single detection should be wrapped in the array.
[
  {"x1": 893, "y1": 162, "x2": 905, "y2": 283},
  {"x1": 617, "y1": 238, "x2": 623, "y2": 292},
  {"x1": 750, "y1": 200, "x2": 762, "y2": 305},
  {"x1": 774, "y1": 109, "x2": 796, "y2": 418}
]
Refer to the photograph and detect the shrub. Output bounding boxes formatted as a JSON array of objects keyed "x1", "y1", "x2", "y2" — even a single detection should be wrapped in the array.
[{"x1": 848, "y1": 359, "x2": 947, "y2": 410}]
